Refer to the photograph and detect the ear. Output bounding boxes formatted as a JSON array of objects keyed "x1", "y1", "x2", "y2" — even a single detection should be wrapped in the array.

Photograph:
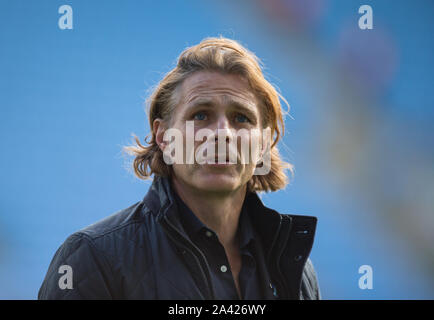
[{"x1": 153, "y1": 118, "x2": 166, "y2": 151}]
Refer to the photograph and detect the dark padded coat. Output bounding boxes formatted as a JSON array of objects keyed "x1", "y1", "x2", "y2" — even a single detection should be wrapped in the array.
[{"x1": 38, "y1": 176, "x2": 321, "y2": 300}]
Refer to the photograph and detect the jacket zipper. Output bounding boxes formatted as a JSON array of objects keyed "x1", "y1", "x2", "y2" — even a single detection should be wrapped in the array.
[
  {"x1": 275, "y1": 218, "x2": 291, "y2": 299},
  {"x1": 266, "y1": 214, "x2": 290, "y2": 299},
  {"x1": 162, "y1": 215, "x2": 216, "y2": 299},
  {"x1": 266, "y1": 214, "x2": 282, "y2": 263}
]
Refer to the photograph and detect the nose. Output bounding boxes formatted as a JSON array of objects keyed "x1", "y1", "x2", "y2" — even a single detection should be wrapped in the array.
[
  {"x1": 206, "y1": 113, "x2": 239, "y2": 164},
  {"x1": 213, "y1": 115, "x2": 232, "y2": 143},
  {"x1": 215, "y1": 113, "x2": 231, "y2": 130}
]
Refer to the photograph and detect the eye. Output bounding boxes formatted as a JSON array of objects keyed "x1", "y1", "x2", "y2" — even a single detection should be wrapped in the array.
[
  {"x1": 193, "y1": 111, "x2": 207, "y2": 121},
  {"x1": 235, "y1": 114, "x2": 250, "y2": 123}
]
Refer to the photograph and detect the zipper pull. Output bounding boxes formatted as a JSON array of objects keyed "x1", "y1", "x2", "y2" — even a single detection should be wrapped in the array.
[{"x1": 269, "y1": 282, "x2": 279, "y2": 298}]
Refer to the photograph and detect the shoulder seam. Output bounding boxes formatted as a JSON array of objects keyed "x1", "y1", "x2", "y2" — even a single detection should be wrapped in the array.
[{"x1": 82, "y1": 219, "x2": 146, "y2": 241}]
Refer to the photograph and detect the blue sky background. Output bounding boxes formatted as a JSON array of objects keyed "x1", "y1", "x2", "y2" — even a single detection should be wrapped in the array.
[{"x1": 1, "y1": 0, "x2": 433, "y2": 299}]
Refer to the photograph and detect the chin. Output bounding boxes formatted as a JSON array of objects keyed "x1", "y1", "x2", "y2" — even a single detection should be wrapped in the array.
[
  {"x1": 193, "y1": 173, "x2": 240, "y2": 193},
  {"x1": 173, "y1": 165, "x2": 248, "y2": 194}
]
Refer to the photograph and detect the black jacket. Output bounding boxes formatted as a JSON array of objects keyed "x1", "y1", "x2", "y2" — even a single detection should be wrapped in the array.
[{"x1": 38, "y1": 176, "x2": 321, "y2": 299}]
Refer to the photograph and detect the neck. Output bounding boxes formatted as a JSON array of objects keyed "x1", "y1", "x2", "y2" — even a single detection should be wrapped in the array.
[{"x1": 171, "y1": 177, "x2": 247, "y2": 247}]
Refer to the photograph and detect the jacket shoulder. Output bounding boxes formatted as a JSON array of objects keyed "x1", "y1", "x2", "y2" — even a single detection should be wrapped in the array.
[
  {"x1": 38, "y1": 231, "x2": 116, "y2": 299},
  {"x1": 77, "y1": 200, "x2": 149, "y2": 240},
  {"x1": 38, "y1": 200, "x2": 156, "y2": 299},
  {"x1": 73, "y1": 200, "x2": 156, "y2": 274}
]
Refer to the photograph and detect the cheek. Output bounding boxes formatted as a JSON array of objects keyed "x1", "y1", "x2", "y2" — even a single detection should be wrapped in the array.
[
  {"x1": 172, "y1": 164, "x2": 193, "y2": 179},
  {"x1": 243, "y1": 162, "x2": 257, "y2": 177}
]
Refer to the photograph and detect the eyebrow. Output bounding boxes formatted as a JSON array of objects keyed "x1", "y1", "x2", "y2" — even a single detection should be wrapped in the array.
[{"x1": 185, "y1": 97, "x2": 259, "y2": 121}]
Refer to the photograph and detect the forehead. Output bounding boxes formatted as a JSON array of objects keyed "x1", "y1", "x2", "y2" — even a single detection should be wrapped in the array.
[{"x1": 177, "y1": 71, "x2": 258, "y2": 107}]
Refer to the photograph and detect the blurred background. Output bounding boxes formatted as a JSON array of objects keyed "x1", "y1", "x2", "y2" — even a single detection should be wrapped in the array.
[{"x1": 1, "y1": 0, "x2": 433, "y2": 299}]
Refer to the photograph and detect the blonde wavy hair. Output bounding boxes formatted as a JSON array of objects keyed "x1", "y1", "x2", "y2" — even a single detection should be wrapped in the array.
[{"x1": 123, "y1": 36, "x2": 294, "y2": 192}]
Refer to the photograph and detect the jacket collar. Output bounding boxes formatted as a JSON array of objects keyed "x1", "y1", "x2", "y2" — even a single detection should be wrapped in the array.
[
  {"x1": 142, "y1": 175, "x2": 318, "y2": 299},
  {"x1": 141, "y1": 175, "x2": 309, "y2": 256}
]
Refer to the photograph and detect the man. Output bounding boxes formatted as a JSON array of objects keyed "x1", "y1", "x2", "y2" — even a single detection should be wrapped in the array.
[{"x1": 38, "y1": 37, "x2": 320, "y2": 300}]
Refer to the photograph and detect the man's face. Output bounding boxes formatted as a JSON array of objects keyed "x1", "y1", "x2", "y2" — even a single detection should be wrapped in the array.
[{"x1": 159, "y1": 71, "x2": 264, "y2": 194}]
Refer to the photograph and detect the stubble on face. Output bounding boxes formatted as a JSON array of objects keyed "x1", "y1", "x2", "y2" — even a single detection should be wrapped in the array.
[{"x1": 168, "y1": 71, "x2": 263, "y2": 196}]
